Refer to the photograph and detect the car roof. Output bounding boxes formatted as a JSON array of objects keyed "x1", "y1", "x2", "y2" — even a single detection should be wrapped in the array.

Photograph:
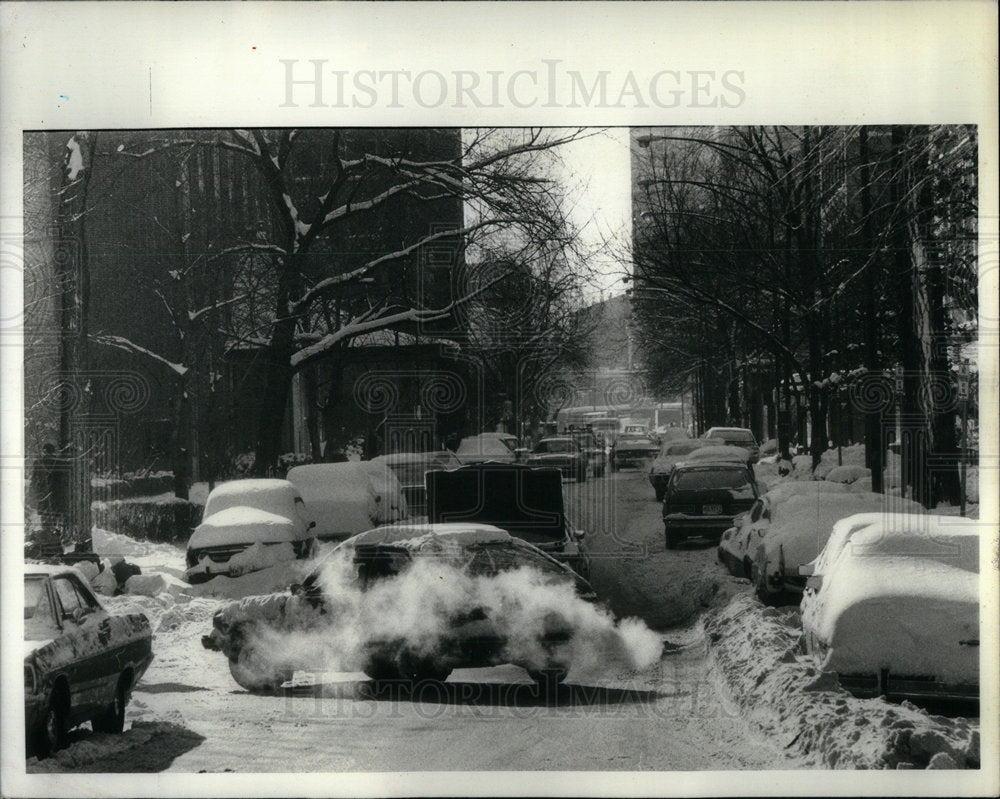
[
  {"x1": 372, "y1": 451, "x2": 456, "y2": 464},
  {"x1": 344, "y1": 522, "x2": 512, "y2": 548},
  {"x1": 706, "y1": 427, "x2": 753, "y2": 434},
  {"x1": 208, "y1": 478, "x2": 299, "y2": 498}
]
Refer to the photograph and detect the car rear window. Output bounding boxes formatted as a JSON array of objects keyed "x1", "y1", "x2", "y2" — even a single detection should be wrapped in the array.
[{"x1": 672, "y1": 467, "x2": 752, "y2": 491}]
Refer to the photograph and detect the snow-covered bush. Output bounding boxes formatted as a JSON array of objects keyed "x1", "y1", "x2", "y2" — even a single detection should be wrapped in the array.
[{"x1": 92, "y1": 497, "x2": 203, "y2": 543}]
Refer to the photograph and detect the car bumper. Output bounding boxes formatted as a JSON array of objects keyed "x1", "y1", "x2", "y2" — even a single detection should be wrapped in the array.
[{"x1": 663, "y1": 515, "x2": 737, "y2": 539}]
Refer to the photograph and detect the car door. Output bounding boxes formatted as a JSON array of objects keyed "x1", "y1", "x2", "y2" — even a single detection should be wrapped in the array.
[{"x1": 50, "y1": 574, "x2": 119, "y2": 721}]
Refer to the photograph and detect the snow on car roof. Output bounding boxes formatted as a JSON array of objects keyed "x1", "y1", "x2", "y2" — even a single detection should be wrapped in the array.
[
  {"x1": 343, "y1": 522, "x2": 512, "y2": 549},
  {"x1": 706, "y1": 427, "x2": 753, "y2": 434},
  {"x1": 198, "y1": 506, "x2": 295, "y2": 528},
  {"x1": 372, "y1": 451, "x2": 457, "y2": 465},
  {"x1": 681, "y1": 445, "x2": 751, "y2": 463},
  {"x1": 208, "y1": 478, "x2": 296, "y2": 497},
  {"x1": 832, "y1": 514, "x2": 981, "y2": 573},
  {"x1": 763, "y1": 480, "x2": 852, "y2": 506}
]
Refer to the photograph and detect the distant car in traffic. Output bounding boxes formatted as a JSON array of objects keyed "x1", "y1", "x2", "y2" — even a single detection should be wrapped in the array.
[
  {"x1": 747, "y1": 492, "x2": 924, "y2": 603},
  {"x1": 662, "y1": 461, "x2": 759, "y2": 548},
  {"x1": 201, "y1": 523, "x2": 597, "y2": 691},
  {"x1": 426, "y1": 461, "x2": 590, "y2": 579},
  {"x1": 24, "y1": 565, "x2": 154, "y2": 757},
  {"x1": 567, "y1": 427, "x2": 607, "y2": 477},
  {"x1": 185, "y1": 479, "x2": 317, "y2": 583},
  {"x1": 648, "y1": 438, "x2": 703, "y2": 501},
  {"x1": 610, "y1": 434, "x2": 659, "y2": 471},
  {"x1": 369, "y1": 450, "x2": 462, "y2": 515},
  {"x1": 800, "y1": 514, "x2": 980, "y2": 703},
  {"x1": 703, "y1": 427, "x2": 760, "y2": 464},
  {"x1": 286, "y1": 462, "x2": 409, "y2": 543},
  {"x1": 526, "y1": 437, "x2": 589, "y2": 482}
]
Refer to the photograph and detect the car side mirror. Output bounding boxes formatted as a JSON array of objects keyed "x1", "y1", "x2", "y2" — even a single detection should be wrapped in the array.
[{"x1": 70, "y1": 606, "x2": 91, "y2": 624}]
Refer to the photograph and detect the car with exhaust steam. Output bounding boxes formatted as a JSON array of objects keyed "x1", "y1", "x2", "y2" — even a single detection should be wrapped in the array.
[
  {"x1": 24, "y1": 565, "x2": 154, "y2": 757},
  {"x1": 201, "y1": 523, "x2": 597, "y2": 691},
  {"x1": 185, "y1": 479, "x2": 317, "y2": 583},
  {"x1": 800, "y1": 514, "x2": 980, "y2": 704}
]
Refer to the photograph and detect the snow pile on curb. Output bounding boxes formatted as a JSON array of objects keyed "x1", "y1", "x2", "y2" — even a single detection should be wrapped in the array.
[
  {"x1": 825, "y1": 465, "x2": 871, "y2": 484},
  {"x1": 704, "y1": 594, "x2": 979, "y2": 769}
]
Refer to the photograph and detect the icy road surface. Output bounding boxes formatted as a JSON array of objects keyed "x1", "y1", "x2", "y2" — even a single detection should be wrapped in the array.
[{"x1": 30, "y1": 469, "x2": 806, "y2": 772}]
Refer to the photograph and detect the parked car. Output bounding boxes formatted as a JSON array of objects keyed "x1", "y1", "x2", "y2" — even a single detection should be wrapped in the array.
[
  {"x1": 748, "y1": 492, "x2": 924, "y2": 603},
  {"x1": 717, "y1": 481, "x2": 852, "y2": 578},
  {"x1": 704, "y1": 427, "x2": 760, "y2": 464},
  {"x1": 610, "y1": 434, "x2": 660, "y2": 471},
  {"x1": 185, "y1": 479, "x2": 317, "y2": 583},
  {"x1": 526, "y1": 437, "x2": 588, "y2": 482},
  {"x1": 201, "y1": 523, "x2": 597, "y2": 691},
  {"x1": 427, "y1": 461, "x2": 590, "y2": 578},
  {"x1": 286, "y1": 463, "x2": 408, "y2": 545},
  {"x1": 567, "y1": 427, "x2": 607, "y2": 477},
  {"x1": 24, "y1": 565, "x2": 154, "y2": 757},
  {"x1": 455, "y1": 434, "x2": 517, "y2": 465},
  {"x1": 800, "y1": 514, "x2": 980, "y2": 703},
  {"x1": 662, "y1": 461, "x2": 759, "y2": 548},
  {"x1": 369, "y1": 450, "x2": 462, "y2": 515},
  {"x1": 648, "y1": 438, "x2": 703, "y2": 502}
]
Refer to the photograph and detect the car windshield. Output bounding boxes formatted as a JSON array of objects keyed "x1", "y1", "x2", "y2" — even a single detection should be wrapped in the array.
[
  {"x1": 204, "y1": 482, "x2": 298, "y2": 519},
  {"x1": 663, "y1": 440, "x2": 701, "y2": 456},
  {"x1": 672, "y1": 467, "x2": 752, "y2": 492},
  {"x1": 710, "y1": 430, "x2": 755, "y2": 444},
  {"x1": 534, "y1": 439, "x2": 576, "y2": 454}
]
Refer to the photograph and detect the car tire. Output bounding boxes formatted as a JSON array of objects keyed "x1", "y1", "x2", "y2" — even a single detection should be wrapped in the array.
[
  {"x1": 527, "y1": 666, "x2": 568, "y2": 694},
  {"x1": 654, "y1": 485, "x2": 665, "y2": 503},
  {"x1": 92, "y1": 673, "x2": 129, "y2": 734},
  {"x1": 34, "y1": 687, "x2": 68, "y2": 758},
  {"x1": 751, "y1": 558, "x2": 778, "y2": 605},
  {"x1": 664, "y1": 526, "x2": 682, "y2": 550}
]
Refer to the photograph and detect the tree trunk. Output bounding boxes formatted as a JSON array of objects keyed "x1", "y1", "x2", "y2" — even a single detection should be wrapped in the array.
[
  {"x1": 859, "y1": 127, "x2": 884, "y2": 493},
  {"x1": 253, "y1": 312, "x2": 297, "y2": 475}
]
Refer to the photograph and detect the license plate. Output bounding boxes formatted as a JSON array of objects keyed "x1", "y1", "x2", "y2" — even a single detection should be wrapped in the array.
[{"x1": 703, "y1": 504, "x2": 723, "y2": 515}]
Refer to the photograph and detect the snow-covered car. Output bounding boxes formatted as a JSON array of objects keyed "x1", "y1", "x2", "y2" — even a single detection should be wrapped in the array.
[
  {"x1": 455, "y1": 434, "x2": 517, "y2": 465},
  {"x1": 426, "y1": 461, "x2": 591, "y2": 579},
  {"x1": 662, "y1": 462, "x2": 759, "y2": 548},
  {"x1": 24, "y1": 565, "x2": 154, "y2": 757},
  {"x1": 369, "y1": 451, "x2": 462, "y2": 515},
  {"x1": 477, "y1": 431, "x2": 518, "y2": 451},
  {"x1": 648, "y1": 438, "x2": 703, "y2": 502},
  {"x1": 287, "y1": 462, "x2": 408, "y2": 542},
  {"x1": 748, "y1": 492, "x2": 924, "y2": 603},
  {"x1": 717, "y1": 481, "x2": 852, "y2": 578},
  {"x1": 526, "y1": 437, "x2": 588, "y2": 482},
  {"x1": 610, "y1": 434, "x2": 660, "y2": 471},
  {"x1": 567, "y1": 428, "x2": 607, "y2": 476},
  {"x1": 800, "y1": 514, "x2": 981, "y2": 702},
  {"x1": 185, "y1": 479, "x2": 316, "y2": 583},
  {"x1": 201, "y1": 523, "x2": 597, "y2": 691},
  {"x1": 684, "y1": 444, "x2": 753, "y2": 465},
  {"x1": 703, "y1": 427, "x2": 760, "y2": 464}
]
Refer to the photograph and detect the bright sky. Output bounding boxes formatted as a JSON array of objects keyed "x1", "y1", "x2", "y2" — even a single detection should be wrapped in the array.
[{"x1": 553, "y1": 127, "x2": 633, "y2": 301}]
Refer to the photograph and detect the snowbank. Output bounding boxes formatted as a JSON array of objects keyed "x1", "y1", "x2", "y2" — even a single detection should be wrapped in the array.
[
  {"x1": 26, "y1": 721, "x2": 203, "y2": 773},
  {"x1": 825, "y1": 465, "x2": 871, "y2": 484},
  {"x1": 705, "y1": 595, "x2": 980, "y2": 769}
]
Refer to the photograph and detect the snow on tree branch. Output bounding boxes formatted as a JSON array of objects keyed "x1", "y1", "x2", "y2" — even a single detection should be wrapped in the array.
[{"x1": 91, "y1": 334, "x2": 188, "y2": 376}]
